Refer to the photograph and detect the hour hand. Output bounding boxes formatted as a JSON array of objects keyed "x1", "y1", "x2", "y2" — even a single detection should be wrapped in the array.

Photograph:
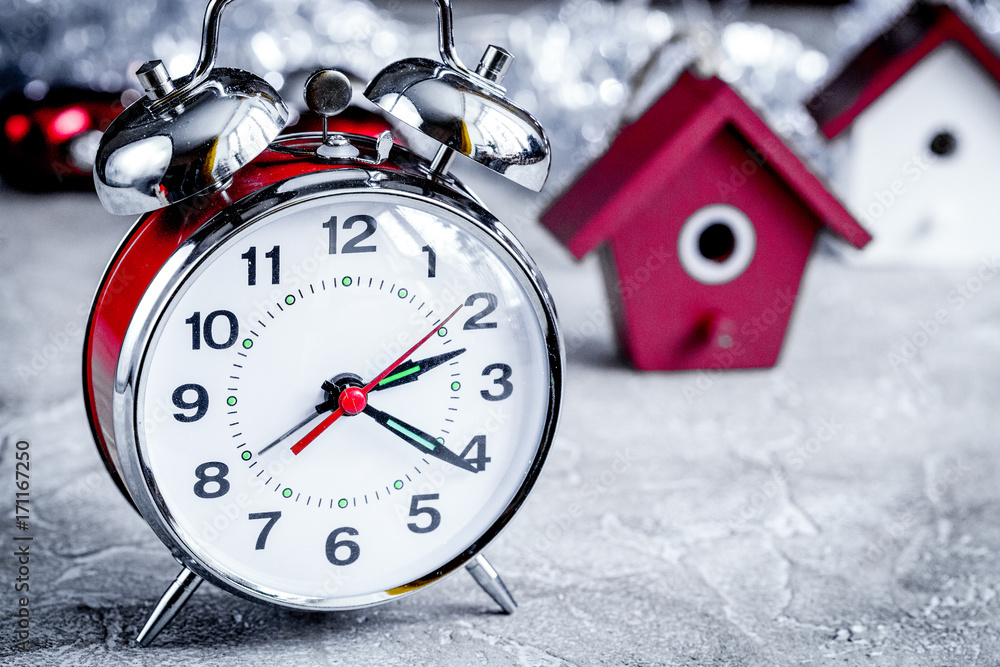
[
  {"x1": 370, "y1": 348, "x2": 466, "y2": 392},
  {"x1": 361, "y1": 403, "x2": 476, "y2": 472}
]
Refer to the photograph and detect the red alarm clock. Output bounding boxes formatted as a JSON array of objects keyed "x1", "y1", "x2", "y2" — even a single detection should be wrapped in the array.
[{"x1": 84, "y1": 0, "x2": 561, "y2": 646}]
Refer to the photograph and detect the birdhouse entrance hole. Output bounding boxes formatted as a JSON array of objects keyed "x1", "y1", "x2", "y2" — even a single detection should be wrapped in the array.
[
  {"x1": 698, "y1": 223, "x2": 736, "y2": 262},
  {"x1": 929, "y1": 130, "x2": 958, "y2": 157},
  {"x1": 677, "y1": 204, "x2": 757, "y2": 285}
]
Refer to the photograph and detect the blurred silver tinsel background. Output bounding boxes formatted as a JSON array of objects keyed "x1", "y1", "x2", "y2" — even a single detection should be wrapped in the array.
[{"x1": 3, "y1": 0, "x2": 1000, "y2": 183}]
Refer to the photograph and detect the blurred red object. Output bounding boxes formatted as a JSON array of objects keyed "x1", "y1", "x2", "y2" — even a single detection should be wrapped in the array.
[
  {"x1": 281, "y1": 106, "x2": 392, "y2": 139},
  {"x1": 0, "y1": 82, "x2": 394, "y2": 194},
  {"x1": 0, "y1": 87, "x2": 129, "y2": 192}
]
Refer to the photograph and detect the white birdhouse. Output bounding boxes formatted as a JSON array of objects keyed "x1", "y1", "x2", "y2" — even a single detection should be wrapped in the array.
[{"x1": 808, "y1": 2, "x2": 1000, "y2": 267}]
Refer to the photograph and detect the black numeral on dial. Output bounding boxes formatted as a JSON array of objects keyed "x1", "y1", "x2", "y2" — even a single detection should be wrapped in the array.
[
  {"x1": 325, "y1": 527, "x2": 361, "y2": 566},
  {"x1": 172, "y1": 383, "x2": 209, "y2": 422},
  {"x1": 463, "y1": 293, "x2": 498, "y2": 330},
  {"x1": 323, "y1": 215, "x2": 377, "y2": 254},
  {"x1": 248, "y1": 511, "x2": 281, "y2": 550},
  {"x1": 481, "y1": 363, "x2": 513, "y2": 401},
  {"x1": 407, "y1": 494, "x2": 441, "y2": 534},
  {"x1": 422, "y1": 245, "x2": 436, "y2": 278},
  {"x1": 459, "y1": 435, "x2": 491, "y2": 472},
  {"x1": 242, "y1": 245, "x2": 280, "y2": 285},
  {"x1": 185, "y1": 310, "x2": 239, "y2": 350},
  {"x1": 193, "y1": 462, "x2": 230, "y2": 499}
]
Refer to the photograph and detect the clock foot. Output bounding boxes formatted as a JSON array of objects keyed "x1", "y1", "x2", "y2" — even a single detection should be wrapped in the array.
[
  {"x1": 466, "y1": 554, "x2": 517, "y2": 614},
  {"x1": 135, "y1": 566, "x2": 203, "y2": 647}
]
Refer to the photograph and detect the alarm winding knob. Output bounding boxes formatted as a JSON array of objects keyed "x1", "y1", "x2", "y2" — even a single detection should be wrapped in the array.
[
  {"x1": 304, "y1": 69, "x2": 353, "y2": 121},
  {"x1": 304, "y1": 69, "x2": 393, "y2": 164},
  {"x1": 306, "y1": 69, "x2": 360, "y2": 159}
]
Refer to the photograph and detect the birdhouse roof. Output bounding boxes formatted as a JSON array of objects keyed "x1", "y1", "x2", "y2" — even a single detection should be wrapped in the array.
[
  {"x1": 807, "y1": 2, "x2": 1000, "y2": 139},
  {"x1": 541, "y1": 70, "x2": 869, "y2": 259}
]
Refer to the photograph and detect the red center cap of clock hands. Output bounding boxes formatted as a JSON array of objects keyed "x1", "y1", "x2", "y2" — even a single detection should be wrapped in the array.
[
  {"x1": 338, "y1": 386, "x2": 367, "y2": 415},
  {"x1": 289, "y1": 302, "x2": 464, "y2": 456}
]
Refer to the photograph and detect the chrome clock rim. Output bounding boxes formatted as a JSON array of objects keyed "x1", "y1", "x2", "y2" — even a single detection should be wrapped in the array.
[{"x1": 111, "y1": 159, "x2": 563, "y2": 610}]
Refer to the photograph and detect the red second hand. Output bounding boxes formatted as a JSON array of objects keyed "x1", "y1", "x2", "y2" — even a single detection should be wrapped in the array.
[{"x1": 290, "y1": 303, "x2": 464, "y2": 456}]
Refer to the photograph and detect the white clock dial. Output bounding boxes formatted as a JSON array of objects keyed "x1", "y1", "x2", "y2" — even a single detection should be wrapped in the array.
[{"x1": 132, "y1": 191, "x2": 553, "y2": 607}]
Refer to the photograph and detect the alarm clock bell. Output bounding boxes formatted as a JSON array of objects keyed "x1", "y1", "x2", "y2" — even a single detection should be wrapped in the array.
[
  {"x1": 94, "y1": 0, "x2": 549, "y2": 218},
  {"x1": 93, "y1": 0, "x2": 289, "y2": 216},
  {"x1": 365, "y1": 0, "x2": 550, "y2": 191}
]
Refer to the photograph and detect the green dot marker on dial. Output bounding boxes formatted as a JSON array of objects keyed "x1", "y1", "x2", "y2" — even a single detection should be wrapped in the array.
[
  {"x1": 451, "y1": 381, "x2": 461, "y2": 391},
  {"x1": 436, "y1": 437, "x2": 444, "y2": 445},
  {"x1": 437, "y1": 327, "x2": 447, "y2": 337},
  {"x1": 285, "y1": 295, "x2": 295, "y2": 305},
  {"x1": 338, "y1": 498, "x2": 348, "y2": 508},
  {"x1": 342, "y1": 276, "x2": 352, "y2": 287},
  {"x1": 242, "y1": 339, "x2": 253, "y2": 349},
  {"x1": 282, "y1": 488, "x2": 292, "y2": 498},
  {"x1": 398, "y1": 288, "x2": 408, "y2": 299},
  {"x1": 227, "y1": 396, "x2": 237, "y2": 406},
  {"x1": 241, "y1": 451, "x2": 251, "y2": 461},
  {"x1": 394, "y1": 480, "x2": 403, "y2": 490}
]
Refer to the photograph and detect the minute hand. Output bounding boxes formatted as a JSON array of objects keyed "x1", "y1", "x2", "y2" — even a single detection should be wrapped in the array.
[
  {"x1": 361, "y1": 403, "x2": 477, "y2": 473},
  {"x1": 370, "y1": 348, "x2": 466, "y2": 392}
]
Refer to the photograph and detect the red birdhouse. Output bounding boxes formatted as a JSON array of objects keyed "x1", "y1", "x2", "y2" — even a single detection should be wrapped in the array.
[{"x1": 541, "y1": 69, "x2": 871, "y2": 371}]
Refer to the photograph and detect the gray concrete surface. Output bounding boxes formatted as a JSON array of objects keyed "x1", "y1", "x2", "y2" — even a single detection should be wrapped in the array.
[{"x1": 2, "y1": 178, "x2": 1000, "y2": 666}]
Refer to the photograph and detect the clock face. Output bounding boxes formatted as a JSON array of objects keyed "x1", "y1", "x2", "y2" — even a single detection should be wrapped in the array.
[{"x1": 129, "y1": 190, "x2": 556, "y2": 608}]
